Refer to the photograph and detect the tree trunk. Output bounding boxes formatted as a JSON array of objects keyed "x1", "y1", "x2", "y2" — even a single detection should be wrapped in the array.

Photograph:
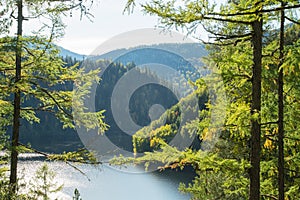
[
  {"x1": 249, "y1": 17, "x2": 263, "y2": 200},
  {"x1": 10, "y1": 0, "x2": 23, "y2": 193},
  {"x1": 278, "y1": 2, "x2": 285, "y2": 200}
]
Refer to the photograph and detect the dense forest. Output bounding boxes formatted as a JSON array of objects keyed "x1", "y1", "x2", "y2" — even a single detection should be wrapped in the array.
[
  {"x1": 123, "y1": 1, "x2": 300, "y2": 200},
  {"x1": 0, "y1": 0, "x2": 300, "y2": 200},
  {"x1": 17, "y1": 43, "x2": 207, "y2": 153}
]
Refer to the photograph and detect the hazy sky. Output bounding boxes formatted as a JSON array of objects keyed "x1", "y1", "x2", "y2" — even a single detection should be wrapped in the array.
[
  {"x1": 12, "y1": 0, "x2": 208, "y2": 55},
  {"x1": 55, "y1": 0, "x2": 160, "y2": 55},
  {"x1": 56, "y1": 0, "x2": 210, "y2": 55}
]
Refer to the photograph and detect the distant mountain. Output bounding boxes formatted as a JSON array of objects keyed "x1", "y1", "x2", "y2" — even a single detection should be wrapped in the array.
[
  {"x1": 93, "y1": 43, "x2": 207, "y2": 61},
  {"x1": 91, "y1": 43, "x2": 209, "y2": 81},
  {"x1": 58, "y1": 46, "x2": 86, "y2": 60},
  {"x1": 57, "y1": 43, "x2": 207, "y2": 62},
  {"x1": 20, "y1": 42, "x2": 208, "y2": 153}
]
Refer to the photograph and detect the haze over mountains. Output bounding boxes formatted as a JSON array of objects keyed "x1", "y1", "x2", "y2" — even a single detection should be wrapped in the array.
[
  {"x1": 60, "y1": 43, "x2": 207, "y2": 60},
  {"x1": 20, "y1": 43, "x2": 208, "y2": 153}
]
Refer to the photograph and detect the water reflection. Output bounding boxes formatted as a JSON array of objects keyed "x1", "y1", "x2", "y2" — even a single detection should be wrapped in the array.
[{"x1": 16, "y1": 153, "x2": 194, "y2": 200}]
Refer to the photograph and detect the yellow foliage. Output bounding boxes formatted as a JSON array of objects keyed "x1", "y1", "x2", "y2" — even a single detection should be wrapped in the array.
[
  {"x1": 0, "y1": 100, "x2": 9, "y2": 105},
  {"x1": 201, "y1": 127, "x2": 209, "y2": 140},
  {"x1": 264, "y1": 138, "x2": 275, "y2": 150},
  {"x1": 273, "y1": 127, "x2": 278, "y2": 135},
  {"x1": 264, "y1": 65, "x2": 269, "y2": 70}
]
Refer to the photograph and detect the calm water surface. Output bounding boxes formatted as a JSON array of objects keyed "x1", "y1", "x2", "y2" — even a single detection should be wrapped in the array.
[{"x1": 17, "y1": 154, "x2": 194, "y2": 200}]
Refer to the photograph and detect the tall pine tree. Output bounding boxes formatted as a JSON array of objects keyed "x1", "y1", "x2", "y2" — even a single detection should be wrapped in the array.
[
  {"x1": 0, "y1": 0, "x2": 106, "y2": 194},
  {"x1": 125, "y1": 0, "x2": 300, "y2": 199}
]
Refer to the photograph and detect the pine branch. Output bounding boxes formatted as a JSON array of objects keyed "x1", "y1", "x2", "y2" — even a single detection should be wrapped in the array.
[
  {"x1": 212, "y1": 33, "x2": 252, "y2": 41},
  {"x1": 208, "y1": 4, "x2": 300, "y2": 17},
  {"x1": 23, "y1": 46, "x2": 36, "y2": 57},
  {"x1": 0, "y1": 68, "x2": 15, "y2": 72},
  {"x1": 17, "y1": 142, "x2": 102, "y2": 182},
  {"x1": 261, "y1": 194, "x2": 278, "y2": 200},
  {"x1": 261, "y1": 121, "x2": 279, "y2": 126},
  {"x1": 284, "y1": 16, "x2": 300, "y2": 25},
  {"x1": 262, "y1": 47, "x2": 279, "y2": 58},
  {"x1": 20, "y1": 107, "x2": 55, "y2": 113},
  {"x1": 201, "y1": 37, "x2": 251, "y2": 46},
  {"x1": 284, "y1": 85, "x2": 294, "y2": 97},
  {"x1": 285, "y1": 168, "x2": 300, "y2": 176},
  {"x1": 18, "y1": 142, "x2": 49, "y2": 157},
  {"x1": 202, "y1": 16, "x2": 252, "y2": 25},
  {"x1": 144, "y1": 7, "x2": 252, "y2": 25},
  {"x1": 284, "y1": 136, "x2": 300, "y2": 141},
  {"x1": 264, "y1": 134, "x2": 277, "y2": 142},
  {"x1": 28, "y1": 81, "x2": 73, "y2": 120}
]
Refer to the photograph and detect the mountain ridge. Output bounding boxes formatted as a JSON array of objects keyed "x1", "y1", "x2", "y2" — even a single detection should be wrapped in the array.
[{"x1": 58, "y1": 42, "x2": 208, "y2": 61}]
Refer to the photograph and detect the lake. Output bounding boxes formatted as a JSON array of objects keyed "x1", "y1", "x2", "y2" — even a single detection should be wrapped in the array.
[{"x1": 17, "y1": 153, "x2": 194, "y2": 200}]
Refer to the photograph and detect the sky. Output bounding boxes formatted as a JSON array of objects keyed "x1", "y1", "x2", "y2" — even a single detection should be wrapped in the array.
[
  {"x1": 14, "y1": 0, "x2": 208, "y2": 55},
  {"x1": 55, "y1": 0, "x2": 161, "y2": 55},
  {"x1": 54, "y1": 0, "x2": 209, "y2": 55}
]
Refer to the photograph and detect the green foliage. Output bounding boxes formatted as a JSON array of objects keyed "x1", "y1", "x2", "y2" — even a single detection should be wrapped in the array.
[
  {"x1": 0, "y1": 166, "x2": 11, "y2": 200},
  {"x1": 0, "y1": 35, "x2": 107, "y2": 131},
  {"x1": 0, "y1": 0, "x2": 104, "y2": 197},
  {"x1": 28, "y1": 163, "x2": 63, "y2": 200},
  {"x1": 0, "y1": 163, "x2": 63, "y2": 200},
  {"x1": 49, "y1": 148, "x2": 99, "y2": 164},
  {"x1": 0, "y1": 36, "x2": 108, "y2": 159},
  {"x1": 73, "y1": 188, "x2": 82, "y2": 200},
  {"x1": 125, "y1": 0, "x2": 300, "y2": 199},
  {"x1": 132, "y1": 88, "x2": 208, "y2": 154}
]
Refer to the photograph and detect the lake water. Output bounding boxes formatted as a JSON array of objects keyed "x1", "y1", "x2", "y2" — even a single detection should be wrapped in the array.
[{"x1": 17, "y1": 154, "x2": 194, "y2": 200}]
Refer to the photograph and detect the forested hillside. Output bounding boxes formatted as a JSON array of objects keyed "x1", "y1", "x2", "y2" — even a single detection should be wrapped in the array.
[
  {"x1": 132, "y1": 82, "x2": 208, "y2": 153},
  {"x1": 1, "y1": 0, "x2": 300, "y2": 199},
  {"x1": 123, "y1": 1, "x2": 300, "y2": 198},
  {"x1": 18, "y1": 43, "x2": 207, "y2": 153}
]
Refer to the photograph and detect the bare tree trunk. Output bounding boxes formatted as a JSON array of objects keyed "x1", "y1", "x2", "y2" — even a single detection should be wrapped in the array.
[
  {"x1": 249, "y1": 17, "x2": 263, "y2": 200},
  {"x1": 10, "y1": 0, "x2": 23, "y2": 193},
  {"x1": 278, "y1": 2, "x2": 285, "y2": 200}
]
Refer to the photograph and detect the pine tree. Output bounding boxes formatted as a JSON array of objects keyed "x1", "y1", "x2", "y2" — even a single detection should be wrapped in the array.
[
  {"x1": 29, "y1": 163, "x2": 63, "y2": 200},
  {"x1": 125, "y1": 0, "x2": 300, "y2": 199},
  {"x1": 0, "y1": 0, "x2": 107, "y2": 194}
]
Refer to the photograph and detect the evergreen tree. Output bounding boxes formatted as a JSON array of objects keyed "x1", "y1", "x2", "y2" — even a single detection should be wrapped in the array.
[
  {"x1": 125, "y1": 0, "x2": 300, "y2": 199},
  {"x1": 28, "y1": 163, "x2": 63, "y2": 200},
  {"x1": 0, "y1": 0, "x2": 106, "y2": 194}
]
